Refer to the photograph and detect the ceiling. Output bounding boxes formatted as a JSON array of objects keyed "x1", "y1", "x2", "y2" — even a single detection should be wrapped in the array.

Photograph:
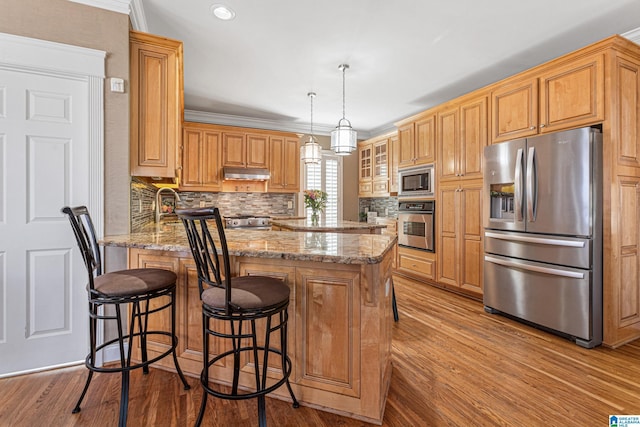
[{"x1": 138, "y1": 0, "x2": 640, "y2": 139}]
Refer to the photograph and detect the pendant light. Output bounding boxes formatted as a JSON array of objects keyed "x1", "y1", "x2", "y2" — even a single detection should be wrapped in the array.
[
  {"x1": 330, "y1": 64, "x2": 357, "y2": 155},
  {"x1": 300, "y1": 92, "x2": 322, "y2": 164}
]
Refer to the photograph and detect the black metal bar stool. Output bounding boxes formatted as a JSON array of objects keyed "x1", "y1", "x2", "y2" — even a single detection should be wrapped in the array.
[
  {"x1": 176, "y1": 207, "x2": 299, "y2": 427},
  {"x1": 62, "y1": 206, "x2": 190, "y2": 427}
]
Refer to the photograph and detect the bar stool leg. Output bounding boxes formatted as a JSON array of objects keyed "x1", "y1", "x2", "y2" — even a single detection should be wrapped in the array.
[
  {"x1": 195, "y1": 314, "x2": 210, "y2": 427},
  {"x1": 280, "y1": 310, "x2": 299, "y2": 408},
  {"x1": 170, "y1": 290, "x2": 191, "y2": 390}
]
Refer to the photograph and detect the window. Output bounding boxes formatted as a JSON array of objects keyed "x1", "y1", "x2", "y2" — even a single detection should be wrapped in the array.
[{"x1": 300, "y1": 151, "x2": 343, "y2": 222}]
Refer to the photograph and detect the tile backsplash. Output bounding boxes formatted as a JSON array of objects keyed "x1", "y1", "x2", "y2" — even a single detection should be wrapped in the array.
[
  {"x1": 130, "y1": 178, "x2": 296, "y2": 232},
  {"x1": 359, "y1": 197, "x2": 399, "y2": 220}
]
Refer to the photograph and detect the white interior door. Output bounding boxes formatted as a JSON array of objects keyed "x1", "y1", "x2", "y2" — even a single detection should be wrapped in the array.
[{"x1": 0, "y1": 34, "x2": 109, "y2": 378}]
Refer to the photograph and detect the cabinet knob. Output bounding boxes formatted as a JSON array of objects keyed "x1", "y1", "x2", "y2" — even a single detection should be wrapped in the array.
[
  {"x1": 540, "y1": 124, "x2": 546, "y2": 128},
  {"x1": 529, "y1": 126, "x2": 536, "y2": 130}
]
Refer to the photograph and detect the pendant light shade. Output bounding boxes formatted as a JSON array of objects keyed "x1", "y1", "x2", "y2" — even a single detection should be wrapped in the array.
[
  {"x1": 301, "y1": 92, "x2": 322, "y2": 164},
  {"x1": 331, "y1": 64, "x2": 357, "y2": 155}
]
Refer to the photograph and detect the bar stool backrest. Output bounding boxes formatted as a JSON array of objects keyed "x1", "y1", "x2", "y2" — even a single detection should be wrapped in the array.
[
  {"x1": 176, "y1": 207, "x2": 233, "y2": 314},
  {"x1": 62, "y1": 206, "x2": 102, "y2": 291}
]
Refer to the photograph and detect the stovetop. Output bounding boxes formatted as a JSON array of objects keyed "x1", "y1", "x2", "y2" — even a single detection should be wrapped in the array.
[{"x1": 224, "y1": 215, "x2": 271, "y2": 229}]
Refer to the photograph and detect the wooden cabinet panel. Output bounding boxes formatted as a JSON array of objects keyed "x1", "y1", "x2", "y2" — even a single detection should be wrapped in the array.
[
  {"x1": 438, "y1": 95, "x2": 487, "y2": 183},
  {"x1": 180, "y1": 123, "x2": 222, "y2": 191},
  {"x1": 415, "y1": 115, "x2": 436, "y2": 165},
  {"x1": 269, "y1": 136, "x2": 300, "y2": 192},
  {"x1": 491, "y1": 77, "x2": 538, "y2": 143},
  {"x1": 295, "y1": 267, "x2": 361, "y2": 397},
  {"x1": 437, "y1": 181, "x2": 483, "y2": 296},
  {"x1": 397, "y1": 114, "x2": 435, "y2": 168},
  {"x1": 604, "y1": 177, "x2": 640, "y2": 346},
  {"x1": 359, "y1": 135, "x2": 392, "y2": 197},
  {"x1": 130, "y1": 31, "x2": 183, "y2": 177},
  {"x1": 397, "y1": 248, "x2": 436, "y2": 281},
  {"x1": 614, "y1": 54, "x2": 640, "y2": 168},
  {"x1": 222, "y1": 132, "x2": 247, "y2": 167},
  {"x1": 460, "y1": 96, "x2": 487, "y2": 179},
  {"x1": 539, "y1": 54, "x2": 604, "y2": 133},
  {"x1": 246, "y1": 133, "x2": 269, "y2": 168},
  {"x1": 438, "y1": 107, "x2": 459, "y2": 180}
]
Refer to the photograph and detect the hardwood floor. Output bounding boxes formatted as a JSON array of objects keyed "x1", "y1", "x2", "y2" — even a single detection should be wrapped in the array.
[{"x1": 2, "y1": 275, "x2": 640, "y2": 426}]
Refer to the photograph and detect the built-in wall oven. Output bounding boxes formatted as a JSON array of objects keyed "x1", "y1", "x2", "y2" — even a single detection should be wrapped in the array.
[{"x1": 398, "y1": 200, "x2": 435, "y2": 252}]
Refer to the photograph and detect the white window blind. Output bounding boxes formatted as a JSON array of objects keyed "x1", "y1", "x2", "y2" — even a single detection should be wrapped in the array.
[{"x1": 301, "y1": 151, "x2": 343, "y2": 222}]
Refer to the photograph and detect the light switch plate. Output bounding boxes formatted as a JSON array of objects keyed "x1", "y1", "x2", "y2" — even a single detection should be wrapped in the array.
[{"x1": 110, "y1": 77, "x2": 125, "y2": 93}]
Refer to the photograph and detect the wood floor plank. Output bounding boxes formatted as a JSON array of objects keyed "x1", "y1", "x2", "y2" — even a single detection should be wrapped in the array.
[{"x1": 2, "y1": 275, "x2": 640, "y2": 426}]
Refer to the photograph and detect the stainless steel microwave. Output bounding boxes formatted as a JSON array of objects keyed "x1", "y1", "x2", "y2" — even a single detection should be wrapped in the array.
[{"x1": 398, "y1": 165, "x2": 435, "y2": 197}]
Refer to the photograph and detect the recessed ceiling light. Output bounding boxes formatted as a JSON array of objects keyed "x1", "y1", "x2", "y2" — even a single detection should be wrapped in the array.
[{"x1": 210, "y1": 4, "x2": 236, "y2": 21}]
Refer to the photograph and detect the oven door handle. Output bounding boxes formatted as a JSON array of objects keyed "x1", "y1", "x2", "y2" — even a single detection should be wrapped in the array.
[{"x1": 484, "y1": 255, "x2": 585, "y2": 279}]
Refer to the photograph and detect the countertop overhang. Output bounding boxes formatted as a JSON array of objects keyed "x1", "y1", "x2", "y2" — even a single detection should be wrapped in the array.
[{"x1": 102, "y1": 225, "x2": 397, "y2": 265}]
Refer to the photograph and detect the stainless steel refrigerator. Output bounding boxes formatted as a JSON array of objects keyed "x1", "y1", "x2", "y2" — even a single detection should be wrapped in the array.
[{"x1": 483, "y1": 126, "x2": 602, "y2": 348}]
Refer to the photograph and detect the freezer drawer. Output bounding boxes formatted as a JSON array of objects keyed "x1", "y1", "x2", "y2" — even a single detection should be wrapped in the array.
[
  {"x1": 484, "y1": 230, "x2": 592, "y2": 269},
  {"x1": 484, "y1": 254, "x2": 592, "y2": 341}
]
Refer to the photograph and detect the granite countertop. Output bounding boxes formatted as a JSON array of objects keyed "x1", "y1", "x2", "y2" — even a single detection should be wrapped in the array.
[
  {"x1": 102, "y1": 223, "x2": 397, "y2": 265},
  {"x1": 270, "y1": 218, "x2": 387, "y2": 232}
]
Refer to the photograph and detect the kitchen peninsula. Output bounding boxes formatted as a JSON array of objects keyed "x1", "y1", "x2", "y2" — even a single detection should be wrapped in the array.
[{"x1": 102, "y1": 225, "x2": 396, "y2": 424}]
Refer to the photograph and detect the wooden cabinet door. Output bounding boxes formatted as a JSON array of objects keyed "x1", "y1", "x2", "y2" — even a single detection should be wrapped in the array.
[
  {"x1": 180, "y1": 125, "x2": 221, "y2": 191},
  {"x1": 613, "y1": 54, "x2": 640, "y2": 168},
  {"x1": 130, "y1": 31, "x2": 182, "y2": 177},
  {"x1": 539, "y1": 54, "x2": 604, "y2": 134},
  {"x1": 181, "y1": 128, "x2": 202, "y2": 187},
  {"x1": 246, "y1": 133, "x2": 269, "y2": 168},
  {"x1": 358, "y1": 142, "x2": 373, "y2": 197},
  {"x1": 269, "y1": 136, "x2": 299, "y2": 192},
  {"x1": 222, "y1": 132, "x2": 246, "y2": 167},
  {"x1": 373, "y1": 139, "x2": 388, "y2": 180},
  {"x1": 491, "y1": 77, "x2": 538, "y2": 143},
  {"x1": 437, "y1": 106, "x2": 459, "y2": 181},
  {"x1": 397, "y1": 123, "x2": 415, "y2": 168},
  {"x1": 437, "y1": 183, "x2": 459, "y2": 287},
  {"x1": 414, "y1": 114, "x2": 436, "y2": 165},
  {"x1": 459, "y1": 182, "x2": 483, "y2": 295},
  {"x1": 460, "y1": 96, "x2": 487, "y2": 179}
]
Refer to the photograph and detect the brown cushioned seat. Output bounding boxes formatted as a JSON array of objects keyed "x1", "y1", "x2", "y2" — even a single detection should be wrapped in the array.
[
  {"x1": 202, "y1": 276, "x2": 290, "y2": 310},
  {"x1": 93, "y1": 268, "x2": 177, "y2": 297}
]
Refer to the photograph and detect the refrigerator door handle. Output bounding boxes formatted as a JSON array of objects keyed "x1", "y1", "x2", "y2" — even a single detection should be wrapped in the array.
[
  {"x1": 514, "y1": 148, "x2": 524, "y2": 222},
  {"x1": 485, "y1": 231, "x2": 586, "y2": 248},
  {"x1": 485, "y1": 255, "x2": 585, "y2": 279},
  {"x1": 526, "y1": 146, "x2": 537, "y2": 222}
]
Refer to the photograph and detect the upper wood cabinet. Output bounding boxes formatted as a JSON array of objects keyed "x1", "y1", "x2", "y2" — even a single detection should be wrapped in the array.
[
  {"x1": 358, "y1": 133, "x2": 394, "y2": 197},
  {"x1": 438, "y1": 95, "x2": 488, "y2": 181},
  {"x1": 269, "y1": 136, "x2": 300, "y2": 193},
  {"x1": 222, "y1": 132, "x2": 269, "y2": 168},
  {"x1": 180, "y1": 122, "x2": 222, "y2": 191},
  {"x1": 397, "y1": 113, "x2": 436, "y2": 168},
  {"x1": 130, "y1": 31, "x2": 183, "y2": 177},
  {"x1": 491, "y1": 53, "x2": 604, "y2": 143}
]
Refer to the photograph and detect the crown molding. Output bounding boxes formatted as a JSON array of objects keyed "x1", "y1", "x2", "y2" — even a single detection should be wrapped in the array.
[
  {"x1": 184, "y1": 109, "x2": 373, "y2": 139},
  {"x1": 623, "y1": 27, "x2": 640, "y2": 44},
  {"x1": 67, "y1": 0, "x2": 131, "y2": 15},
  {"x1": 129, "y1": 0, "x2": 148, "y2": 31}
]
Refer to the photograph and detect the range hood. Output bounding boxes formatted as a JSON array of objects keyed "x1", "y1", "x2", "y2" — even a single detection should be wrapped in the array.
[{"x1": 223, "y1": 166, "x2": 271, "y2": 181}]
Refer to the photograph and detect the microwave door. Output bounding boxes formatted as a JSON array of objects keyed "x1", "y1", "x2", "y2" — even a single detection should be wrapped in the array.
[{"x1": 484, "y1": 138, "x2": 526, "y2": 232}]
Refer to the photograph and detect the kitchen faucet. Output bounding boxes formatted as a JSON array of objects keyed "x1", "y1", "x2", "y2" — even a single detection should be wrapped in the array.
[{"x1": 155, "y1": 187, "x2": 181, "y2": 224}]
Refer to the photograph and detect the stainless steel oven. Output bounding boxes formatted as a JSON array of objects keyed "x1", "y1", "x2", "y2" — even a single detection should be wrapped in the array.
[{"x1": 398, "y1": 200, "x2": 435, "y2": 252}]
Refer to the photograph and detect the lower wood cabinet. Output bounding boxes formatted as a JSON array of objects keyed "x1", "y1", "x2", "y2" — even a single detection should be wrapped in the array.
[
  {"x1": 437, "y1": 180, "x2": 483, "y2": 297},
  {"x1": 127, "y1": 248, "x2": 393, "y2": 423},
  {"x1": 396, "y1": 246, "x2": 436, "y2": 281}
]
